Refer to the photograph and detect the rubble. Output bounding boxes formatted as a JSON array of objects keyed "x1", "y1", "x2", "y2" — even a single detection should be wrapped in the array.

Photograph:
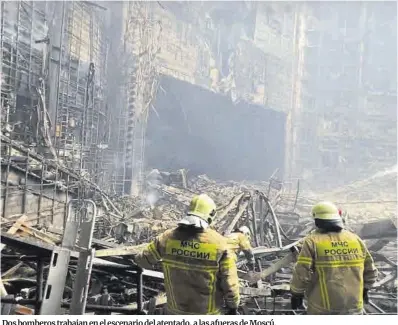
[
  {"x1": 1, "y1": 170, "x2": 397, "y2": 315},
  {"x1": 321, "y1": 165, "x2": 397, "y2": 221}
]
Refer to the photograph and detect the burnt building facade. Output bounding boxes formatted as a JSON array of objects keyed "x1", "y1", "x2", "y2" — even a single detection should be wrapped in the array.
[{"x1": 1, "y1": 1, "x2": 396, "y2": 218}]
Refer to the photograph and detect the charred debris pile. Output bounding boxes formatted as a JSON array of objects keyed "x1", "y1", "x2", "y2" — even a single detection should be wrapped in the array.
[{"x1": 1, "y1": 169, "x2": 397, "y2": 315}]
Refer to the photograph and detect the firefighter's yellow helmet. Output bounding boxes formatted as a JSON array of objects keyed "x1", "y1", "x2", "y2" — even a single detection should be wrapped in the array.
[
  {"x1": 311, "y1": 201, "x2": 341, "y2": 221},
  {"x1": 178, "y1": 194, "x2": 217, "y2": 228},
  {"x1": 188, "y1": 194, "x2": 217, "y2": 220}
]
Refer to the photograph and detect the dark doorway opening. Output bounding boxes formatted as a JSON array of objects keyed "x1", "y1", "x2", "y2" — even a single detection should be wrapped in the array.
[{"x1": 145, "y1": 75, "x2": 286, "y2": 181}]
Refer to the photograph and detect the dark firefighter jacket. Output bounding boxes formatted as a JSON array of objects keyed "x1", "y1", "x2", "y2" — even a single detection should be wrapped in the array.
[
  {"x1": 290, "y1": 229, "x2": 378, "y2": 315},
  {"x1": 134, "y1": 226, "x2": 240, "y2": 315},
  {"x1": 225, "y1": 232, "x2": 255, "y2": 266}
]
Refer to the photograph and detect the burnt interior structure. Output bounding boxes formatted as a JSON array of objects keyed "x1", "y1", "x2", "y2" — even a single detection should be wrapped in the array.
[{"x1": 145, "y1": 76, "x2": 286, "y2": 181}]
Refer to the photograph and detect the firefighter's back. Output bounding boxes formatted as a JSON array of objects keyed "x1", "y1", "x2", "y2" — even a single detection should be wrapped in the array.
[
  {"x1": 308, "y1": 229, "x2": 367, "y2": 314},
  {"x1": 158, "y1": 226, "x2": 232, "y2": 315}
]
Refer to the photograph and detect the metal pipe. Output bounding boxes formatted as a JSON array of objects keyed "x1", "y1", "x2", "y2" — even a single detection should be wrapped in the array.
[
  {"x1": 1, "y1": 255, "x2": 48, "y2": 261},
  {"x1": 35, "y1": 259, "x2": 44, "y2": 315},
  {"x1": 62, "y1": 2, "x2": 74, "y2": 164},
  {"x1": 0, "y1": 298, "x2": 139, "y2": 314},
  {"x1": 258, "y1": 193, "x2": 264, "y2": 246},
  {"x1": 64, "y1": 174, "x2": 70, "y2": 229},
  {"x1": 51, "y1": 164, "x2": 59, "y2": 225},
  {"x1": 53, "y1": 0, "x2": 66, "y2": 150},
  {"x1": 250, "y1": 195, "x2": 259, "y2": 247},
  {"x1": 136, "y1": 268, "x2": 143, "y2": 313},
  {"x1": 22, "y1": 152, "x2": 30, "y2": 214},
  {"x1": 368, "y1": 300, "x2": 386, "y2": 314},
  {"x1": 26, "y1": 2, "x2": 35, "y2": 143},
  {"x1": 38, "y1": 163, "x2": 45, "y2": 220},
  {"x1": 264, "y1": 197, "x2": 283, "y2": 248},
  {"x1": 2, "y1": 145, "x2": 12, "y2": 218}
]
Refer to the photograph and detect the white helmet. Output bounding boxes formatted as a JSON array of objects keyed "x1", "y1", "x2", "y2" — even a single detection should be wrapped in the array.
[{"x1": 238, "y1": 226, "x2": 251, "y2": 239}]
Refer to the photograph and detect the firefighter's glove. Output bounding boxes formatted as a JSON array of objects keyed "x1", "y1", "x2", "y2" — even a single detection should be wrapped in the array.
[
  {"x1": 363, "y1": 288, "x2": 369, "y2": 304},
  {"x1": 291, "y1": 294, "x2": 304, "y2": 310},
  {"x1": 226, "y1": 308, "x2": 238, "y2": 315}
]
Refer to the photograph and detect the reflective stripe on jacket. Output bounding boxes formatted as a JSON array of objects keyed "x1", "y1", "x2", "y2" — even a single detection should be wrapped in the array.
[
  {"x1": 290, "y1": 229, "x2": 378, "y2": 315},
  {"x1": 226, "y1": 232, "x2": 255, "y2": 265},
  {"x1": 135, "y1": 227, "x2": 240, "y2": 315}
]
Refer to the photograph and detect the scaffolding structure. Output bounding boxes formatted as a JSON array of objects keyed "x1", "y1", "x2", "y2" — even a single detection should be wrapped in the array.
[
  {"x1": 1, "y1": 1, "x2": 47, "y2": 142},
  {"x1": 51, "y1": 1, "x2": 109, "y2": 188},
  {"x1": 1, "y1": 1, "x2": 111, "y2": 191}
]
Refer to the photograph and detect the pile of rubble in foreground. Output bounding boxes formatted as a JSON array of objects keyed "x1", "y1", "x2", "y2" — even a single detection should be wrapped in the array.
[{"x1": 1, "y1": 169, "x2": 397, "y2": 315}]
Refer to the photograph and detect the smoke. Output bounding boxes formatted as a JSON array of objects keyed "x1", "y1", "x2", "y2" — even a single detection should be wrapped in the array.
[
  {"x1": 371, "y1": 165, "x2": 398, "y2": 179},
  {"x1": 144, "y1": 169, "x2": 162, "y2": 208},
  {"x1": 146, "y1": 190, "x2": 160, "y2": 208}
]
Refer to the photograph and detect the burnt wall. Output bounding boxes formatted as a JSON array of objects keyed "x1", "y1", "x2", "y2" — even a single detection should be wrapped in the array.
[{"x1": 145, "y1": 76, "x2": 286, "y2": 181}]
